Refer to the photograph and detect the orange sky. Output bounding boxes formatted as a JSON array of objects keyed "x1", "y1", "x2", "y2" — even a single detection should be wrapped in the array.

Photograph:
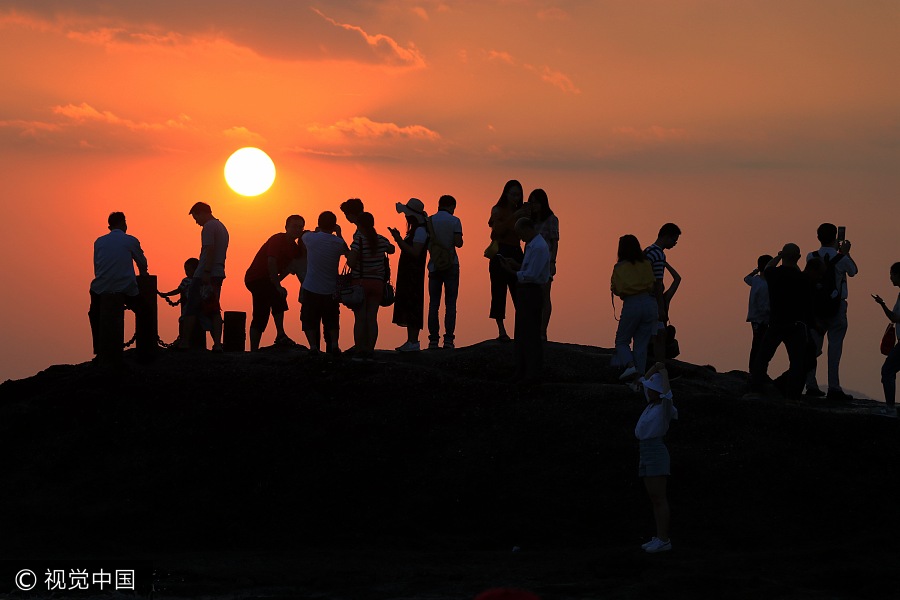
[{"x1": 1, "y1": 1, "x2": 899, "y2": 399}]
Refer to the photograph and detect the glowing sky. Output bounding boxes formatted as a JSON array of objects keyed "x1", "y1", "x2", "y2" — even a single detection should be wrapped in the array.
[{"x1": 1, "y1": 1, "x2": 898, "y2": 399}]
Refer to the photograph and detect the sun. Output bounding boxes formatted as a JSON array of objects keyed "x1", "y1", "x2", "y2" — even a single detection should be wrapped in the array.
[{"x1": 224, "y1": 147, "x2": 276, "y2": 196}]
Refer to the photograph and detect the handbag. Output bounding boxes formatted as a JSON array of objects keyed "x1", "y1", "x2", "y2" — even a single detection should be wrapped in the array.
[
  {"x1": 881, "y1": 323, "x2": 896, "y2": 356},
  {"x1": 334, "y1": 266, "x2": 364, "y2": 308},
  {"x1": 484, "y1": 240, "x2": 499, "y2": 259},
  {"x1": 380, "y1": 280, "x2": 395, "y2": 307}
]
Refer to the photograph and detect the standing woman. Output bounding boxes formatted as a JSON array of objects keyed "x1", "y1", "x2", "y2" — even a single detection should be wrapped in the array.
[
  {"x1": 347, "y1": 212, "x2": 395, "y2": 358},
  {"x1": 872, "y1": 261, "x2": 900, "y2": 417},
  {"x1": 388, "y1": 199, "x2": 429, "y2": 352},
  {"x1": 488, "y1": 179, "x2": 526, "y2": 340},
  {"x1": 529, "y1": 189, "x2": 559, "y2": 341},
  {"x1": 612, "y1": 234, "x2": 657, "y2": 383}
]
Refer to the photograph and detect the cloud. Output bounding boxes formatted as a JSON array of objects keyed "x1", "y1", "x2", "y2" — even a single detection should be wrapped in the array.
[
  {"x1": 486, "y1": 50, "x2": 580, "y2": 94},
  {"x1": 222, "y1": 126, "x2": 266, "y2": 145},
  {"x1": 526, "y1": 65, "x2": 581, "y2": 94},
  {"x1": 1, "y1": 3, "x2": 427, "y2": 66},
  {"x1": 311, "y1": 8, "x2": 426, "y2": 68},
  {"x1": 0, "y1": 102, "x2": 194, "y2": 151},
  {"x1": 487, "y1": 50, "x2": 515, "y2": 65},
  {"x1": 412, "y1": 6, "x2": 429, "y2": 21},
  {"x1": 308, "y1": 117, "x2": 440, "y2": 141}
]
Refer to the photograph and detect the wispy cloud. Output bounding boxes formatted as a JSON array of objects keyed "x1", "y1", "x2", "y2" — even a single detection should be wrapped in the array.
[
  {"x1": 312, "y1": 8, "x2": 426, "y2": 69},
  {"x1": 308, "y1": 117, "x2": 440, "y2": 141},
  {"x1": 486, "y1": 50, "x2": 581, "y2": 94},
  {"x1": 222, "y1": 126, "x2": 265, "y2": 145}
]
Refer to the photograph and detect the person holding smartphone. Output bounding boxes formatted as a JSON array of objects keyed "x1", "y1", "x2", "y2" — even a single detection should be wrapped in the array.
[{"x1": 804, "y1": 223, "x2": 859, "y2": 402}]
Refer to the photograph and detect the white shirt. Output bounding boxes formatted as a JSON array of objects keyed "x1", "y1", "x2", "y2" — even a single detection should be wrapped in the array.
[
  {"x1": 806, "y1": 246, "x2": 857, "y2": 300},
  {"x1": 427, "y1": 210, "x2": 463, "y2": 272},
  {"x1": 517, "y1": 234, "x2": 551, "y2": 284},
  {"x1": 90, "y1": 229, "x2": 147, "y2": 296},
  {"x1": 197, "y1": 218, "x2": 229, "y2": 278},
  {"x1": 744, "y1": 274, "x2": 770, "y2": 324},
  {"x1": 302, "y1": 232, "x2": 349, "y2": 295},
  {"x1": 634, "y1": 396, "x2": 678, "y2": 440}
]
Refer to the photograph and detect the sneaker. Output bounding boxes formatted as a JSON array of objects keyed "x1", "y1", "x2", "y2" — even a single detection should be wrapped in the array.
[
  {"x1": 428, "y1": 340, "x2": 440, "y2": 350},
  {"x1": 619, "y1": 365, "x2": 638, "y2": 380},
  {"x1": 396, "y1": 341, "x2": 420, "y2": 352},
  {"x1": 644, "y1": 537, "x2": 672, "y2": 553},
  {"x1": 805, "y1": 388, "x2": 826, "y2": 398},
  {"x1": 878, "y1": 406, "x2": 897, "y2": 418},
  {"x1": 641, "y1": 537, "x2": 660, "y2": 550},
  {"x1": 443, "y1": 340, "x2": 455, "y2": 349},
  {"x1": 826, "y1": 389, "x2": 853, "y2": 403}
]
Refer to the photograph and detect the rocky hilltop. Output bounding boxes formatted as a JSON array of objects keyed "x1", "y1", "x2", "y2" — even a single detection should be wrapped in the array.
[{"x1": 1, "y1": 342, "x2": 897, "y2": 599}]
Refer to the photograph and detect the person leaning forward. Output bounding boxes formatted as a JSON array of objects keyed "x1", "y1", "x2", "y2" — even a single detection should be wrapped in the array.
[
  {"x1": 89, "y1": 211, "x2": 149, "y2": 366},
  {"x1": 245, "y1": 215, "x2": 305, "y2": 351}
]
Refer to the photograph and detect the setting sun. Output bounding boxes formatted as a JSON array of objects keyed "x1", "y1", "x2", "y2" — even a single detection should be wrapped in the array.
[{"x1": 224, "y1": 147, "x2": 276, "y2": 196}]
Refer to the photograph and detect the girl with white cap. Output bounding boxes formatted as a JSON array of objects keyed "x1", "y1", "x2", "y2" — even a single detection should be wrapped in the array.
[{"x1": 635, "y1": 362, "x2": 678, "y2": 553}]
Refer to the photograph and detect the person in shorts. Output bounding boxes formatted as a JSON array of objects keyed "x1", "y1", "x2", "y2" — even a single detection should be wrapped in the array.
[
  {"x1": 244, "y1": 215, "x2": 304, "y2": 351},
  {"x1": 300, "y1": 211, "x2": 349, "y2": 355},
  {"x1": 635, "y1": 362, "x2": 678, "y2": 553},
  {"x1": 181, "y1": 201, "x2": 229, "y2": 352}
]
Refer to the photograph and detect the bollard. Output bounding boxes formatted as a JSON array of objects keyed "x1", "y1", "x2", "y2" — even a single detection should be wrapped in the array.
[
  {"x1": 136, "y1": 275, "x2": 158, "y2": 362},
  {"x1": 223, "y1": 311, "x2": 246, "y2": 352}
]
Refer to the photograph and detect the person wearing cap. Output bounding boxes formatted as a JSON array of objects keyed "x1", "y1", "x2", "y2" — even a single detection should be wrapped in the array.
[
  {"x1": 89, "y1": 211, "x2": 149, "y2": 366},
  {"x1": 388, "y1": 198, "x2": 428, "y2": 352},
  {"x1": 749, "y1": 243, "x2": 815, "y2": 398},
  {"x1": 181, "y1": 201, "x2": 229, "y2": 352},
  {"x1": 426, "y1": 194, "x2": 464, "y2": 349},
  {"x1": 635, "y1": 361, "x2": 677, "y2": 553}
]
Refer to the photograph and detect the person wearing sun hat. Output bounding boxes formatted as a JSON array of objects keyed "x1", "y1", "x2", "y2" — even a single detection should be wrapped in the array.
[
  {"x1": 389, "y1": 199, "x2": 429, "y2": 351},
  {"x1": 635, "y1": 362, "x2": 678, "y2": 554}
]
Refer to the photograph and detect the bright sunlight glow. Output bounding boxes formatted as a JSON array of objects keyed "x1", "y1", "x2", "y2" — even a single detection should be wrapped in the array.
[{"x1": 224, "y1": 147, "x2": 276, "y2": 196}]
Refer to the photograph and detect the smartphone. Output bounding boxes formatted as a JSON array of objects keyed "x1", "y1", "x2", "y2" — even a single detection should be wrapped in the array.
[{"x1": 837, "y1": 226, "x2": 846, "y2": 242}]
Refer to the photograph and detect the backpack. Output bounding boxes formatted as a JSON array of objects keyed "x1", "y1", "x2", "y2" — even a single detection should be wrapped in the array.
[
  {"x1": 811, "y1": 251, "x2": 845, "y2": 319},
  {"x1": 425, "y1": 217, "x2": 453, "y2": 271}
]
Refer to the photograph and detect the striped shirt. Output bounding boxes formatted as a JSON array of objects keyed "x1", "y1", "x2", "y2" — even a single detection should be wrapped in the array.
[
  {"x1": 644, "y1": 244, "x2": 666, "y2": 281},
  {"x1": 350, "y1": 233, "x2": 394, "y2": 280}
]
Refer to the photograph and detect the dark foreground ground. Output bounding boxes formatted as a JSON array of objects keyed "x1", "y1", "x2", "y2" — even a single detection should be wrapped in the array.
[{"x1": 1, "y1": 341, "x2": 898, "y2": 599}]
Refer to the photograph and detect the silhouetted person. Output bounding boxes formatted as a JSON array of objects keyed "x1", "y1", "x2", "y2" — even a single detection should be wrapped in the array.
[
  {"x1": 347, "y1": 212, "x2": 395, "y2": 359},
  {"x1": 750, "y1": 244, "x2": 815, "y2": 398},
  {"x1": 388, "y1": 198, "x2": 429, "y2": 352},
  {"x1": 300, "y1": 211, "x2": 348, "y2": 355},
  {"x1": 644, "y1": 223, "x2": 681, "y2": 361},
  {"x1": 488, "y1": 179, "x2": 525, "y2": 341},
  {"x1": 744, "y1": 254, "x2": 773, "y2": 373},
  {"x1": 529, "y1": 188, "x2": 559, "y2": 341},
  {"x1": 612, "y1": 234, "x2": 656, "y2": 384},
  {"x1": 872, "y1": 262, "x2": 900, "y2": 418},
  {"x1": 159, "y1": 257, "x2": 207, "y2": 345},
  {"x1": 244, "y1": 215, "x2": 305, "y2": 351},
  {"x1": 89, "y1": 211, "x2": 148, "y2": 367},
  {"x1": 636, "y1": 362, "x2": 677, "y2": 553},
  {"x1": 180, "y1": 202, "x2": 228, "y2": 352},
  {"x1": 425, "y1": 194, "x2": 463, "y2": 349},
  {"x1": 499, "y1": 218, "x2": 550, "y2": 384},
  {"x1": 804, "y1": 223, "x2": 858, "y2": 401}
]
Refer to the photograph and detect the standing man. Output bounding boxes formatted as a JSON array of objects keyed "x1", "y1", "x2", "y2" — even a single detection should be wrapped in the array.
[
  {"x1": 89, "y1": 211, "x2": 149, "y2": 365},
  {"x1": 750, "y1": 244, "x2": 814, "y2": 399},
  {"x1": 804, "y1": 223, "x2": 858, "y2": 402},
  {"x1": 300, "y1": 211, "x2": 349, "y2": 355},
  {"x1": 244, "y1": 215, "x2": 305, "y2": 351},
  {"x1": 181, "y1": 201, "x2": 229, "y2": 352},
  {"x1": 644, "y1": 223, "x2": 681, "y2": 361},
  {"x1": 500, "y1": 218, "x2": 551, "y2": 384},
  {"x1": 426, "y1": 194, "x2": 464, "y2": 349}
]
